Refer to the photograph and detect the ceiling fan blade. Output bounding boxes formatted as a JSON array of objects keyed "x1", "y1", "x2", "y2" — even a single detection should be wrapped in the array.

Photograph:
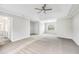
[
  {"x1": 45, "y1": 9, "x2": 52, "y2": 10},
  {"x1": 35, "y1": 8, "x2": 42, "y2": 10},
  {"x1": 43, "y1": 4, "x2": 46, "y2": 7}
]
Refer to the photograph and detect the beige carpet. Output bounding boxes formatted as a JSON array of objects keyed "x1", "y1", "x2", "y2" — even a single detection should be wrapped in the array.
[
  {"x1": 0, "y1": 36, "x2": 38, "y2": 54},
  {"x1": 17, "y1": 34, "x2": 79, "y2": 54},
  {"x1": 0, "y1": 34, "x2": 79, "y2": 54}
]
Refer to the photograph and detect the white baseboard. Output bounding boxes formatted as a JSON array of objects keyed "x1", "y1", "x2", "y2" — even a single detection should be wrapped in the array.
[
  {"x1": 11, "y1": 36, "x2": 30, "y2": 42},
  {"x1": 57, "y1": 34, "x2": 72, "y2": 39},
  {"x1": 72, "y1": 39, "x2": 79, "y2": 46}
]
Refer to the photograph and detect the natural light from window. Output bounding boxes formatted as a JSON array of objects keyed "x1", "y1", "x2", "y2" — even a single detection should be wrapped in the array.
[{"x1": 0, "y1": 16, "x2": 10, "y2": 32}]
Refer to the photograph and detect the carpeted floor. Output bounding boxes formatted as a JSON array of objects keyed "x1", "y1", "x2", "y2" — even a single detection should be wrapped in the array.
[
  {"x1": 17, "y1": 34, "x2": 79, "y2": 54},
  {"x1": 0, "y1": 34, "x2": 79, "y2": 54}
]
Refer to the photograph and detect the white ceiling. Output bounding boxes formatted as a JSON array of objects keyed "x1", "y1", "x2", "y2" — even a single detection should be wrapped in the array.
[{"x1": 0, "y1": 4, "x2": 73, "y2": 21}]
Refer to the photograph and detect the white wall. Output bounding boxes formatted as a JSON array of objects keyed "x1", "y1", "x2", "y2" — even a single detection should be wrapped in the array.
[
  {"x1": 35, "y1": 22, "x2": 39, "y2": 34},
  {"x1": 39, "y1": 22, "x2": 45, "y2": 34},
  {"x1": 11, "y1": 16, "x2": 30, "y2": 41},
  {"x1": 56, "y1": 17, "x2": 72, "y2": 39},
  {"x1": 73, "y1": 13, "x2": 79, "y2": 45}
]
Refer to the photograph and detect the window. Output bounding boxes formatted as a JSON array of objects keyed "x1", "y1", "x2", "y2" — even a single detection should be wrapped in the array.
[
  {"x1": 0, "y1": 16, "x2": 9, "y2": 32},
  {"x1": 48, "y1": 24, "x2": 55, "y2": 31}
]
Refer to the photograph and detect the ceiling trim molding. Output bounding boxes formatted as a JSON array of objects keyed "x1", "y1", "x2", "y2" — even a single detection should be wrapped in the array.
[{"x1": 0, "y1": 8, "x2": 26, "y2": 19}]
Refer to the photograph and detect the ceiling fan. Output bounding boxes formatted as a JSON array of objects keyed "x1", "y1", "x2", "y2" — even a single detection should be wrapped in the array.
[{"x1": 35, "y1": 4, "x2": 52, "y2": 14}]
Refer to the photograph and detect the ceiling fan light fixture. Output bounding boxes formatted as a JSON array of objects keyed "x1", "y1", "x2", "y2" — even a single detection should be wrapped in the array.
[{"x1": 35, "y1": 4, "x2": 52, "y2": 14}]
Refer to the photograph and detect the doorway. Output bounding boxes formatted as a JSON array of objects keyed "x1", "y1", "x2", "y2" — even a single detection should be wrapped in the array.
[{"x1": 30, "y1": 21, "x2": 39, "y2": 36}]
